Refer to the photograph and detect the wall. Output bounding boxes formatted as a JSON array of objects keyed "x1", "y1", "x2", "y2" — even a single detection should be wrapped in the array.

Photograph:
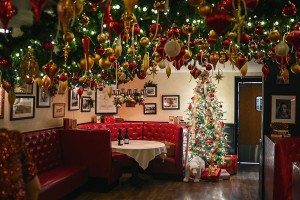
[
  {"x1": 0, "y1": 84, "x2": 95, "y2": 132},
  {"x1": 117, "y1": 70, "x2": 262, "y2": 123},
  {"x1": 0, "y1": 64, "x2": 262, "y2": 132}
]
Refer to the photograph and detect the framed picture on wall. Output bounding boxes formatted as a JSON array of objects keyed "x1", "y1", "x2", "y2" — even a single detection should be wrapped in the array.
[
  {"x1": 144, "y1": 103, "x2": 157, "y2": 114},
  {"x1": 95, "y1": 85, "x2": 117, "y2": 114},
  {"x1": 271, "y1": 95, "x2": 296, "y2": 124},
  {"x1": 162, "y1": 95, "x2": 180, "y2": 110},
  {"x1": 0, "y1": 87, "x2": 4, "y2": 119},
  {"x1": 10, "y1": 96, "x2": 35, "y2": 120},
  {"x1": 14, "y1": 83, "x2": 33, "y2": 94},
  {"x1": 69, "y1": 87, "x2": 80, "y2": 110},
  {"x1": 81, "y1": 96, "x2": 91, "y2": 112},
  {"x1": 53, "y1": 103, "x2": 65, "y2": 118},
  {"x1": 36, "y1": 85, "x2": 51, "y2": 108},
  {"x1": 145, "y1": 86, "x2": 157, "y2": 97}
]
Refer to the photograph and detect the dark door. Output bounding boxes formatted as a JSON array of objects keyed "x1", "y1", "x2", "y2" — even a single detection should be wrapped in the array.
[{"x1": 238, "y1": 83, "x2": 262, "y2": 163}]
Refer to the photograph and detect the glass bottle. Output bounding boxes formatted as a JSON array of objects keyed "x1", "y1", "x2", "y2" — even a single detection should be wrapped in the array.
[
  {"x1": 124, "y1": 128, "x2": 129, "y2": 144},
  {"x1": 118, "y1": 128, "x2": 124, "y2": 145}
]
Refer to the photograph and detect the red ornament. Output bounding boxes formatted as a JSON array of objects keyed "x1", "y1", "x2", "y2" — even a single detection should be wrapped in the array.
[
  {"x1": 95, "y1": 46, "x2": 106, "y2": 56},
  {"x1": 42, "y1": 41, "x2": 54, "y2": 52},
  {"x1": 128, "y1": 61, "x2": 138, "y2": 71},
  {"x1": 254, "y1": 26, "x2": 264, "y2": 35},
  {"x1": 244, "y1": 0, "x2": 259, "y2": 10},
  {"x1": 295, "y1": 51, "x2": 300, "y2": 59},
  {"x1": 2, "y1": 80, "x2": 11, "y2": 92},
  {"x1": 282, "y1": 2, "x2": 297, "y2": 16},
  {"x1": 167, "y1": 26, "x2": 180, "y2": 38},
  {"x1": 0, "y1": 57, "x2": 11, "y2": 69},
  {"x1": 77, "y1": 86, "x2": 83, "y2": 97},
  {"x1": 205, "y1": 12, "x2": 232, "y2": 36},
  {"x1": 207, "y1": 37, "x2": 217, "y2": 44},
  {"x1": 130, "y1": 24, "x2": 140, "y2": 35},
  {"x1": 160, "y1": 36, "x2": 168, "y2": 45},
  {"x1": 206, "y1": 139, "x2": 213, "y2": 145},
  {"x1": 206, "y1": 63, "x2": 213, "y2": 71},
  {"x1": 109, "y1": 55, "x2": 116, "y2": 62},
  {"x1": 221, "y1": 39, "x2": 231, "y2": 47},
  {"x1": 59, "y1": 73, "x2": 68, "y2": 81},
  {"x1": 188, "y1": 104, "x2": 193, "y2": 110},
  {"x1": 235, "y1": 54, "x2": 247, "y2": 69},
  {"x1": 275, "y1": 54, "x2": 291, "y2": 65},
  {"x1": 150, "y1": 23, "x2": 162, "y2": 35},
  {"x1": 30, "y1": 0, "x2": 47, "y2": 21},
  {"x1": 175, "y1": 47, "x2": 186, "y2": 61},
  {"x1": 98, "y1": 85, "x2": 104, "y2": 91},
  {"x1": 0, "y1": 0, "x2": 16, "y2": 30},
  {"x1": 103, "y1": 6, "x2": 112, "y2": 27},
  {"x1": 239, "y1": 33, "x2": 250, "y2": 44},
  {"x1": 262, "y1": 64, "x2": 269, "y2": 80},
  {"x1": 82, "y1": 36, "x2": 90, "y2": 70},
  {"x1": 285, "y1": 29, "x2": 300, "y2": 50},
  {"x1": 101, "y1": 73, "x2": 107, "y2": 79},
  {"x1": 110, "y1": 21, "x2": 124, "y2": 35},
  {"x1": 137, "y1": 71, "x2": 147, "y2": 79}
]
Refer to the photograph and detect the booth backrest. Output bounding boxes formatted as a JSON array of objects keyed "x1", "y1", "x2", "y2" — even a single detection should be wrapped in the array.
[
  {"x1": 77, "y1": 123, "x2": 107, "y2": 130},
  {"x1": 23, "y1": 129, "x2": 62, "y2": 174},
  {"x1": 105, "y1": 122, "x2": 144, "y2": 141},
  {"x1": 59, "y1": 129, "x2": 117, "y2": 181}
]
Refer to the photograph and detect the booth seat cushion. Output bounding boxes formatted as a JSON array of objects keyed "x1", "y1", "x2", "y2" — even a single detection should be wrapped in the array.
[{"x1": 38, "y1": 165, "x2": 88, "y2": 200}]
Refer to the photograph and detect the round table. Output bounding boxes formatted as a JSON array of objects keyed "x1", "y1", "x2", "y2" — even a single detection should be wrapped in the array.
[{"x1": 111, "y1": 140, "x2": 166, "y2": 170}]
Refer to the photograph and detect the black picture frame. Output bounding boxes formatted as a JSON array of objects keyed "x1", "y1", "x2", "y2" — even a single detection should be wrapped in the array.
[
  {"x1": 144, "y1": 103, "x2": 157, "y2": 114},
  {"x1": 271, "y1": 95, "x2": 296, "y2": 124},
  {"x1": 36, "y1": 85, "x2": 51, "y2": 108},
  {"x1": 81, "y1": 96, "x2": 91, "y2": 112},
  {"x1": 14, "y1": 83, "x2": 33, "y2": 94},
  {"x1": 53, "y1": 103, "x2": 65, "y2": 118},
  {"x1": 95, "y1": 85, "x2": 117, "y2": 114},
  {"x1": 162, "y1": 95, "x2": 180, "y2": 110},
  {"x1": 69, "y1": 87, "x2": 80, "y2": 111},
  {"x1": 145, "y1": 86, "x2": 157, "y2": 97},
  {"x1": 10, "y1": 96, "x2": 35, "y2": 120}
]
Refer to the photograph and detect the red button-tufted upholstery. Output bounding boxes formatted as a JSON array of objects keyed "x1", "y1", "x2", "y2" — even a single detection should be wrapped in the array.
[
  {"x1": 24, "y1": 130, "x2": 62, "y2": 174},
  {"x1": 103, "y1": 116, "x2": 115, "y2": 123},
  {"x1": 79, "y1": 122, "x2": 184, "y2": 178},
  {"x1": 264, "y1": 136, "x2": 300, "y2": 200},
  {"x1": 77, "y1": 123, "x2": 107, "y2": 130},
  {"x1": 23, "y1": 129, "x2": 88, "y2": 200}
]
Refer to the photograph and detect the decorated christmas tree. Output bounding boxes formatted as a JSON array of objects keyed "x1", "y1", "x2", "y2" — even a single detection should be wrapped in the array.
[{"x1": 186, "y1": 71, "x2": 228, "y2": 167}]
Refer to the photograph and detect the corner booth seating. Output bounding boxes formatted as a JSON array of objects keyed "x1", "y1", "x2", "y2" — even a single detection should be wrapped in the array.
[
  {"x1": 77, "y1": 122, "x2": 184, "y2": 179},
  {"x1": 264, "y1": 135, "x2": 300, "y2": 200},
  {"x1": 23, "y1": 128, "x2": 122, "y2": 199}
]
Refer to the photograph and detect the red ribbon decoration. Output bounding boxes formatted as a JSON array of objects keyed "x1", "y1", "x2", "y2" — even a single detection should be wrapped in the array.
[
  {"x1": 0, "y1": 0, "x2": 16, "y2": 30},
  {"x1": 30, "y1": 0, "x2": 47, "y2": 21}
]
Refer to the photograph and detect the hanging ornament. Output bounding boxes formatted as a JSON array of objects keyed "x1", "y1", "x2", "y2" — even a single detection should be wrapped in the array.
[
  {"x1": 197, "y1": 3, "x2": 212, "y2": 17},
  {"x1": 29, "y1": 0, "x2": 47, "y2": 21},
  {"x1": 140, "y1": 37, "x2": 150, "y2": 47},
  {"x1": 0, "y1": 57, "x2": 11, "y2": 69},
  {"x1": 59, "y1": 72, "x2": 68, "y2": 81},
  {"x1": 78, "y1": 56, "x2": 94, "y2": 70},
  {"x1": 235, "y1": 53, "x2": 248, "y2": 69},
  {"x1": 205, "y1": 12, "x2": 232, "y2": 36},
  {"x1": 214, "y1": 69, "x2": 224, "y2": 83},
  {"x1": 79, "y1": 14, "x2": 90, "y2": 26},
  {"x1": 123, "y1": 0, "x2": 139, "y2": 15},
  {"x1": 262, "y1": 64, "x2": 270, "y2": 80},
  {"x1": 154, "y1": 0, "x2": 168, "y2": 11},
  {"x1": 282, "y1": 1, "x2": 297, "y2": 16},
  {"x1": 87, "y1": 0, "x2": 111, "y2": 11},
  {"x1": 59, "y1": 80, "x2": 68, "y2": 94},
  {"x1": 137, "y1": 71, "x2": 147, "y2": 79},
  {"x1": 240, "y1": 63, "x2": 248, "y2": 77},
  {"x1": 107, "y1": 85, "x2": 113, "y2": 98},
  {"x1": 275, "y1": 41, "x2": 289, "y2": 57},
  {"x1": 82, "y1": 36, "x2": 91, "y2": 71},
  {"x1": 42, "y1": 41, "x2": 54, "y2": 52},
  {"x1": 268, "y1": 28, "x2": 280, "y2": 43},
  {"x1": 75, "y1": 0, "x2": 84, "y2": 16},
  {"x1": 166, "y1": 64, "x2": 171, "y2": 78},
  {"x1": 110, "y1": 21, "x2": 124, "y2": 36},
  {"x1": 190, "y1": 67, "x2": 201, "y2": 79},
  {"x1": 291, "y1": 62, "x2": 300, "y2": 75},
  {"x1": 0, "y1": 0, "x2": 16, "y2": 30},
  {"x1": 164, "y1": 40, "x2": 181, "y2": 57},
  {"x1": 57, "y1": 0, "x2": 75, "y2": 34},
  {"x1": 99, "y1": 57, "x2": 111, "y2": 70},
  {"x1": 239, "y1": 33, "x2": 250, "y2": 44},
  {"x1": 77, "y1": 86, "x2": 83, "y2": 98},
  {"x1": 209, "y1": 50, "x2": 219, "y2": 70},
  {"x1": 285, "y1": 27, "x2": 300, "y2": 51},
  {"x1": 8, "y1": 89, "x2": 16, "y2": 107},
  {"x1": 20, "y1": 49, "x2": 40, "y2": 83}
]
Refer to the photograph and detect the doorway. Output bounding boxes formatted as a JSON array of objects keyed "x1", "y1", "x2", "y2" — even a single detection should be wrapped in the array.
[{"x1": 235, "y1": 77, "x2": 262, "y2": 163}]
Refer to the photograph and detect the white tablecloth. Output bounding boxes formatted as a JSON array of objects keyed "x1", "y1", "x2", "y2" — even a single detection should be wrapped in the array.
[{"x1": 112, "y1": 140, "x2": 166, "y2": 169}]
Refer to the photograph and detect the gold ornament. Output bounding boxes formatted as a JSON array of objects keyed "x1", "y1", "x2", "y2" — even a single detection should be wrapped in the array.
[
  {"x1": 188, "y1": 0, "x2": 204, "y2": 7},
  {"x1": 57, "y1": 0, "x2": 75, "y2": 33},
  {"x1": 42, "y1": 75, "x2": 51, "y2": 92},
  {"x1": 122, "y1": 61, "x2": 129, "y2": 69},
  {"x1": 107, "y1": 85, "x2": 113, "y2": 98},
  {"x1": 197, "y1": 3, "x2": 212, "y2": 16},
  {"x1": 59, "y1": 80, "x2": 68, "y2": 94},
  {"x1": 209, "y1": 50, "x2": 219, "y2": 69},
  {"x1": 142, "y1": 52, "x2": 149, "y2": 71},
  {"x1": 268, "y1": 28, "x2": 280, "y2": 43},
  {"x1": 105, "y1": 47, "x2": 115, "y2": 56},
  {"x1": 127, "y1": 47, "x2": 135, "y2": 54},
  {"x1": 240, "y1": 63, "x2": 248, "y2": 77},
  {"x1": 63, "y1": 32, "x2": 74, "y2": 43},
  {"x1": 281, "y1": 68, "x2": 289, "y2": 80},
  {"x1": 8, "y1": 89, "x2": 16, "y2": 107},
  {"x1": 123, "y1": 0, "x2": 139, "y2": 15},
  {"x1": 78, "y1": 56, "x2": 94, "y2": 70},
  {"x1": 74, "y1": 0, "x2": 84, "y2": 16},
  {"x1": 291, "y1": 62, "x2": 300, "y2": 74},
  {"x1": 202, "y1": 41, "x2": 210, "y2": 51},
  {"x1": 182, "y1": 23, "x2": 195, "y2": 35},
  {"x1": 140, "y1": 37, "x2": 150, "y2": 47},
  {"x1": 166, "y1": 64, "x2": 171, "y2": 78},
  {"x1": 227, "y1": 32, "x2": 237, "y2": 41},
  {"x1": 135, "y1": 54, "x2": 142, "y2": 60},
  {"x1": 115, "y1": 44, "x2": 122, "y2": 58},
  {"x1": 183, "y1": 50, "x2": 192, "y2": 60},
  {"x1": 20, "y1": 49, "x2": 40, "y2": 83},
  {"x1": 154, "y1": 0, "x2": 168, "y2": 11},
  {"x1": 209, "y1": 29, "x2": 218, "y2": 39},
  {"x1": 79, "y1": 14, "x2": 90, "y2": 26},
  {"x1": 99, "y1": 58, "x2": 112, "y2": 70},
  {"x1": 214, "y1": 69, "x2": 224, "y2": 84},
  {"x1": 97, "y1": 33, "x2": 108, "y2": 43}
]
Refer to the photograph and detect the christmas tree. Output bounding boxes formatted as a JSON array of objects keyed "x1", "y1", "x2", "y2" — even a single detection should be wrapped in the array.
[{"x1": 186, "y1": 71, "x2": 228, "y2": 166}]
